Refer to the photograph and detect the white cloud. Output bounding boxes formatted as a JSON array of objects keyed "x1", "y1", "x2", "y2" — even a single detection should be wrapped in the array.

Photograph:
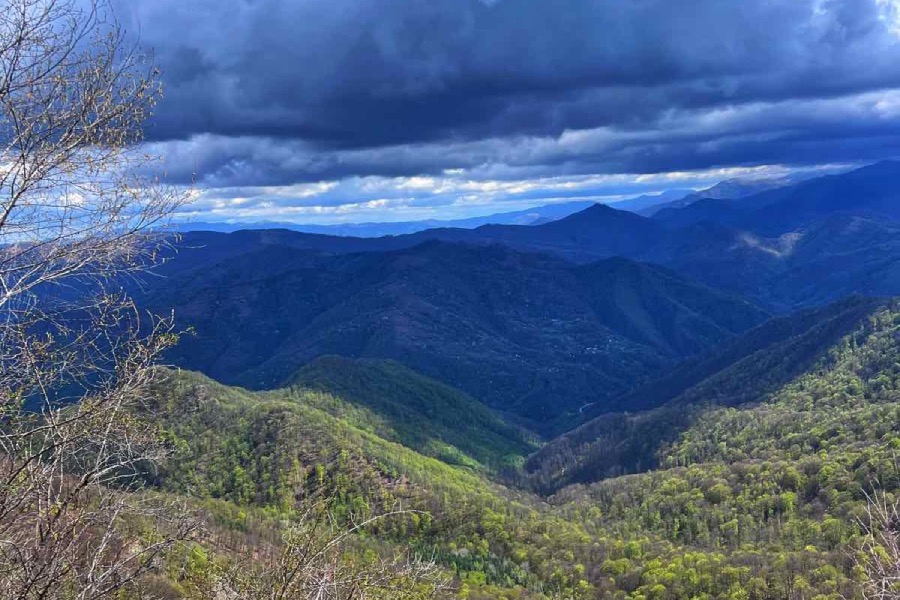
[
  {"x1": 172, "y1": 161, "x2": 854, "y2": 225},
  {"x1": 878, "y1": 0, "x2": 900, "y2": 36}
]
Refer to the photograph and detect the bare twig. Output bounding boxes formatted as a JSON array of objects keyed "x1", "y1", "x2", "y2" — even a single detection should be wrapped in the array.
[
  {"x1": 855, "y1": 490, "x2": 900, "y2": 600},
  {"x1": 0, "y1": 1, "x2": 193, "y2": 597}
]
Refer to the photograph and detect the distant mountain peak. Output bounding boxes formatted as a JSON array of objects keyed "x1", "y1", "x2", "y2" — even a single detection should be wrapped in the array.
[{"x1": 550, "y1": 201, "x2": 651, "y2": 225}]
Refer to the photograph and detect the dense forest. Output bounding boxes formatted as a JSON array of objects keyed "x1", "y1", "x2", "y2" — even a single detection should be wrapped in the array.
[
  {"x1": 141, "y1": 239, "x2": 768, "y2": 425},
  {"x1": 120, "y1": 298, "x2": 900, "y2": 598}
]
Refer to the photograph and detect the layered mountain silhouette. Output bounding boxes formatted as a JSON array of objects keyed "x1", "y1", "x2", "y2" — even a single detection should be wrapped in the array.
[
  {"x1": 162, "y1": 161, "x2": 900, "y2": 312},
  {"x1": 638, "y1": 175, "x2": 794, "y2": 216},
  {"x1": 144, "y1": 159, "x2": 900, "y2": 427},
  {"x1": 609, "y1": 188, "x2": 693, "y2": 213},
  {"x1": 144, "y1": 240, "x2": 767, "y2": 425},
  {"x1": 171, "y1": 200, "x2": 596, "y2": 237},
  {"x1": 391, "y1": 161, "x2": 900, "y2": 310},
  {"x1": 653, "y1": 161, "x2": 900, "y2": 234},
  {"x1": 526, "y1": 295, "x2": 891, "y2": 491}
]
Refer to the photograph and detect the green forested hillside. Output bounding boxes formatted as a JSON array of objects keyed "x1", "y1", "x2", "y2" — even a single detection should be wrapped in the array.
[
  {"x1": 146, "y1": 370, "x2": 598, "y2": 599},
  {"x1": 526, "y1": 296, "x2": 891, "y2": 490},
  {"x1": 546, "y1": 299, "x2": 900, "y2": 597},
  {"x1": 290, "y1": 356, "x2": 537, "y2": 474},
  {"x1": 143, "y1": 297, "x2": 900, "y2": 598}
]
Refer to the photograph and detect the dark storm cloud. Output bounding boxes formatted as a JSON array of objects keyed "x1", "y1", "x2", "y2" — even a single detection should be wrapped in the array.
[
  {"x1": 120, "y1": 0, "x2": 900, "y2": 143},
  {"x1": 114, "y1": 0, "x2": 900, "y2": 217},
  {"x1": 146, "y1": 89, "x2": 900, "y2": 186}
]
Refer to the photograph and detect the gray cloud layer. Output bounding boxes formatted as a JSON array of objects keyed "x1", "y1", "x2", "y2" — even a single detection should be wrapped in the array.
[{"x1": 115, "y1": 0, "x2": 900, "y2": 219}]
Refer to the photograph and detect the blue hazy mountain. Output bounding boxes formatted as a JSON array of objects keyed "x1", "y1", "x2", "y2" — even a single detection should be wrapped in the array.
[
  {"x1": 652, "y1": 161, "x2": 900, "y2": 233},
  {"x1": 638, "y1": 175, "x2": 800, "y2": 216},
  {"x1": 163, "y1": 161, "x2": 900, "y2": 313},
  {"x1": 607, "y1": 189, "x2": 694, "y2": 213},
  {"x1": 171, "y1": 200, "x2": 596, "y2": 237}
]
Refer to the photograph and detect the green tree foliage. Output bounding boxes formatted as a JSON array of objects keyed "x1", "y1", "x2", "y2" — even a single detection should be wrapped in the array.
[
  {"x1": 139, "y1": 299, "x2": 900, "y2": 598},
  {"x1": 291, "y1": 356, "x2": 537, "y2": 474}
]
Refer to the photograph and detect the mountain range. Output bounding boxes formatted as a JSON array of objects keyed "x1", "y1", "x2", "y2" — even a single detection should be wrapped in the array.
[
  {"x1": 115, "y1": 158, "x2": 900, "y2": 597},
  {"x1": 147, "y1": 160, "x2": 900, "y2": 428},
  {"x1": 653, "y1": 161, "x2": 900, "y2": 234},
  {"x1": 161, "y1": 161, "x2": 900, "y2": 315},
  {"x1": 402, "y1": 161, "x2": 900, "y2": 310},
  {"x1": 143, "y1": 293, "x2": 900, "y2": 598},
  {"x1": 606, "y1": 188, "x2": 693, "y2": 213},
  {"x1": 171, "y1": 200, "x2": 596, "y2": 237},
  {"x1": 145, "y1": 240, "x2": 766, "y2": 425}
]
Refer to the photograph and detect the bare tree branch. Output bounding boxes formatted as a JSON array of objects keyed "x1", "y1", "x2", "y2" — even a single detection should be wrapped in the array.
[
  {"x1": 855, "y1": 489, "x2": 900, "y2": 600},
  {"x1": 0, "y1": 1, "x2": 193, "y2": 597}
]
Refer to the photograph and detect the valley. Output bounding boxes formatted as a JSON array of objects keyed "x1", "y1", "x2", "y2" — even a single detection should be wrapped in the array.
[
  {"x1": 142, "y1": 297, "x2": 900, "y2": 599},
  {"x1": 124, "y1": 161, "x2": 900, "y2": 598}
]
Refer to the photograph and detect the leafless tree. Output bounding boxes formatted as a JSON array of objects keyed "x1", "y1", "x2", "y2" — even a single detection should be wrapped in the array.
[
  {"x1": 856, "y1": 490, "x2": 900, "y2": 600},
  {"x1": 221, "y1": 498, "x2": 451, "y2": 600},
  {"x1": 0, "y1": 0, "x2": 194, "y2": 597}
]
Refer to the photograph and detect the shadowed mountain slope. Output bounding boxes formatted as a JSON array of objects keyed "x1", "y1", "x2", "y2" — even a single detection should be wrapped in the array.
[
  {"x1": 289, "y1": 355, "x2": 537, "y2": 472},
  {"x1": 526, "y1": 295, "x2": 890, "y2": 491},
  {"x1": 145, "y1": 240, "x2": 767, "y2": 425},
  {"x1": 165, "y1": 162, "x2": 900, "y2": 312},
  {"x1": 653, "y1": 160, "x2": 900, "y2": 234}
]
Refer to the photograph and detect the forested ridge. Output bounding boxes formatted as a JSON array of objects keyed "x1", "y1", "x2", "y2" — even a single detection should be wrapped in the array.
[
  {"x1": 527, "y1": 296, "x2": 890, "y2": 488},
  {"x1": 143, "y1": 240, "x2": 768, "y2": 425},
  {"x1": 128, "y1": 298, "x2": 900, "y2": 598}
]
